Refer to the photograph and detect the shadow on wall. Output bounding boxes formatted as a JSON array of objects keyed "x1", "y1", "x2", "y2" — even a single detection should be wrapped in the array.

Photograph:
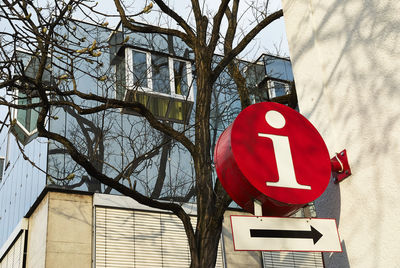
[
  {"x1": 315, "y1": 178, "x2": 350, "y2": 268},
  {"x1": 323, "y1": 240, "x2": 350, "y2": 268}
]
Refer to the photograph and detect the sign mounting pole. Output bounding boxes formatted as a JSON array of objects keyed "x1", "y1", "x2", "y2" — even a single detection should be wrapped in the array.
[{"x1": 254, "y1": 200, "x2": 263, "y2": 217}]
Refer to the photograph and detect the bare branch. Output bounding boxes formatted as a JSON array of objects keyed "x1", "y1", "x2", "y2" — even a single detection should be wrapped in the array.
[
  {"x1": 114, "y1": 0, "x2": 194, "y2": 47},
  {"x1": 212, "y1": 9, "x2": 283, "y2": 82},
  {"x1": 208, "y1": 0, "x2": 231, "y2": 53}
]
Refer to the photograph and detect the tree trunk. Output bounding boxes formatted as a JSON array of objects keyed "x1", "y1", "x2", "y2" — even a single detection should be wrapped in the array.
[{"x1": 188, "y1": 46, "x2": 226, "y2": 268}]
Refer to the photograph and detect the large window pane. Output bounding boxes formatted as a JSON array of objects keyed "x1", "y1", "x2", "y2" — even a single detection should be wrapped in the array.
[
  {"x1": 151, "y1": 54, "x2": 170, "y2": 94},
  {"x1": 173, "y1": 60, "x2": 189, "y2": 96},
  {"x1": 132, "y1": 51, "x2": 148, "y2": 88},
  {"x1": 17, "y1": 94, "x2": 28, "y2": 128},
  {"x1": 264, "y1": 56, "x2": 294, "y2": 81}
]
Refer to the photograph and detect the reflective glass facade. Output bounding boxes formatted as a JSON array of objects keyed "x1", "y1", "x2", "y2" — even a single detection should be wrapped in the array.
[{"x1": 0, "y1": 19, "x2": 295, "y2": 247}]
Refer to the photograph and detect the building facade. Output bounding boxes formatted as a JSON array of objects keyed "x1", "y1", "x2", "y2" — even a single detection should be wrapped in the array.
[{"x1": 0, "y1": 19, "x2": 323, "y2": 267}]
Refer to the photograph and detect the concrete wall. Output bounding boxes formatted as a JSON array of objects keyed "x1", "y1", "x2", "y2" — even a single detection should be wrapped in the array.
[
  {"x1": 46, "y1": 192, "x2": 93, "y2": 267},
  {"x1": 26, "y1": 195, "x2": 48, "y2": 268},
  {"x1": 282, "y1": 0, "x2": 400, "y2": 267},
  {"x1": 26, "y1": 192, "x2": 93, "y2": 268}
]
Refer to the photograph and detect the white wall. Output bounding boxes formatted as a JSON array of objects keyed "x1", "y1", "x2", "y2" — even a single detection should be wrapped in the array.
[{"x1": 282, "y1": 0, "x2": 400, "y2": 267}]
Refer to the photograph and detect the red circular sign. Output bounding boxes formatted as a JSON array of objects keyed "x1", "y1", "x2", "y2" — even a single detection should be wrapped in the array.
[{"x1": 214, "y1": 102, "x2": 331, "y2": 216}]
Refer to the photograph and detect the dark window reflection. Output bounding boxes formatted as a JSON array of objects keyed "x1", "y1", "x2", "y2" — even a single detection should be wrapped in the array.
[
  {"x1": 132, "y1": 50, "x2": 148, "y2": 88},
  {"x1": 151, "y1": 54, "x2": 170, "y2": 94},
  {"x1": 173, "y1": 60, "x2": 188, "y2": 96}
]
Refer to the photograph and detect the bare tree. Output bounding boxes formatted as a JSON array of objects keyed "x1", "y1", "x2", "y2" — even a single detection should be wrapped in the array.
[{"x1": 0, "y1": 1, "x2": 283, "y2": 267}]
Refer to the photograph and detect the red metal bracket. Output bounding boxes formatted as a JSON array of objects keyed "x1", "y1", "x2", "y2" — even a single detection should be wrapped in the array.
[{"x1": 331, "y1": 149, "x2": 351, "y2": 183}]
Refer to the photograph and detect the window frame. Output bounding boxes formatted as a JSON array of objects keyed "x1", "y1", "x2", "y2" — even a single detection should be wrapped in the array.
[{"x1": 125, "y1": 48, "x2": 194, "y2": 102}]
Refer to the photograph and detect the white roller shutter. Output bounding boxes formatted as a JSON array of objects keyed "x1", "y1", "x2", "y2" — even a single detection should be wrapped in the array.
[
  {"x1": 159, "y1": 213, "x2": 190, "y2": 267},
  {"x1": 0, "y1": 230, "x2": 25, "y2": 268},
  {"x1": 262, "y1": 251, "x2": 324, "y2": 268},
  {"x1": 215, "y1": 236, "x2": 224, "y2": 268},
  {"x1": 133, "y1": 211, "x2": 163, "y2": 267},
  {"x1": 95, "y1": 208, "x2": 135, "y2": 267},
  {"x1": 95, "y1": 206, "x2": 224, "y2": 268}
]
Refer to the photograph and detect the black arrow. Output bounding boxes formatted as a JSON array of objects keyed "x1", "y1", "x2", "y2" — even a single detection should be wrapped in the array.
[{"x1": 250, "y1": 225, "x2": 323, "y2": 244}]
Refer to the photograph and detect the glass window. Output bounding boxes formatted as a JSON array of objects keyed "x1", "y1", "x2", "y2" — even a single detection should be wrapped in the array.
[
  {"x1": 151, "y1": 54, "x2": 170, "y2": 94},
  {"x1": 173, "y1": 60, "x2": 189, "y2": 97},
  {"x1": 10, "y1": 91, "x2": 39, "y2": 145},
  {"x1": 123, "y1": 49, "x2": 193, "y2": 123},
  {"x1": 269, "y1": 81, "x2": 290, "y2": 98},
  {"x1": 131, "y1": 91, "x2": 149, "y2": 107},
  {"x1": 132, "y1": 50, "x2": 148, "y2": 88},
  {"x1": 25, "y1": 56, "x2": 52, "y2": 83},
  {"x1": 17, "y1": 94, "x2": 28, "y2": 128},
  {"x1": 15, "y1": 50, "x2": 52, "y2": 85},
  {"x1": 264, "y1": 56, "x2": 294, "y2": 81}
]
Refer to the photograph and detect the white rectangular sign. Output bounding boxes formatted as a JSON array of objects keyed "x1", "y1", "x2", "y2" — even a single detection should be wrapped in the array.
[{"x1": 230, "y1": 215, "x2": 342, "y2": 252}]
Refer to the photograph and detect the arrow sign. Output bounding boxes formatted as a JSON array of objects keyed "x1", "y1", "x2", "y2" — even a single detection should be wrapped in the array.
[
  {"x1": 231, "y1": 215, "x2": 342, "y2": 252},
  {"x1": 250, "y1": 225, "x2": 323, "y2": 244}
]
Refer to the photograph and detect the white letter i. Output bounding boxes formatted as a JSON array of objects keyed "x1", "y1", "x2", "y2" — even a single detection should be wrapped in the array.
[{"x1": 258, "y1": 110, "x2": 311, "y2": 190}]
